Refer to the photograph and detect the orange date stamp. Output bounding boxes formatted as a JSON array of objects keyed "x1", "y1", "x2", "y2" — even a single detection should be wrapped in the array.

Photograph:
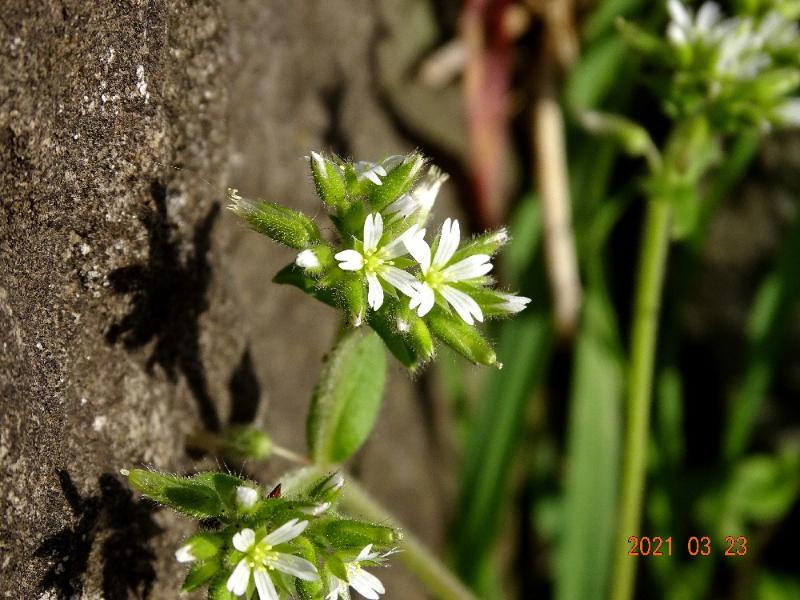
[{"x1": 627, "y1": 535, "x2": 748, "y2": 557}]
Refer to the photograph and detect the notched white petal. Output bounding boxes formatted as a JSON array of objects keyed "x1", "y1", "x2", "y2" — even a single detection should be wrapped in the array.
[
  {"x1": 232, "y1": 528, "x2": 256, "y2": 552},
  {"x1": 335, "y1": 249, "x2": 365, "y2": 271},
  {"x1": 263, "y1": 518, "x2": 308, "y2": 546},
  {"x1": 227, "y1": 559, "x2": 252, "y2": 595},
  {"x1": 175, "y1": 544, "x2": 195, "y2": 563},
  {"x1": 254, "y1": 568, "x2": 279, "y2": 600},
  {"x1": 367, "y1": 273, "x2": 384, "y2": 310},
  {"x1": 272, "y1": 553, "x2": 319, "y2": 581}
]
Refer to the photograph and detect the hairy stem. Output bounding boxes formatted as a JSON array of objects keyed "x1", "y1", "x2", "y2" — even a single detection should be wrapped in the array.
[{"x1": 609, "y1": 198, "x2": 672, "y2": 600}]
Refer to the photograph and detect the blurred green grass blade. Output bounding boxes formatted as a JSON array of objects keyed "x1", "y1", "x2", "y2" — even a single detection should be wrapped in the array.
[
  {"x1": 583, "y1": 0, "x2": 648, "y2": 44},
  {"x1": 655, "y1": 360, "x2": 685, "y2": 469},
  {"x1": 724, "y1": 206, "x2": 800, "y2": 461},
  {"x1": 556, "y1": 277, "x2": 623, "y2": 600},
  {"x1": 565, "y1": 37, "x2": 627, "y2": 111},
  {"x1": 452, "y1": 306, "x2": 553, "y2": 583},
  {"x1": 450, "y1": 194, "x2": 551, "y2": 585}
]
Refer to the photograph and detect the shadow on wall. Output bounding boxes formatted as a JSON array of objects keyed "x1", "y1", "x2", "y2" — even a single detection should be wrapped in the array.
[
  {"x1": 35, "y1": 470, "x2": 162, "y2": 599},
  {"x1": 105, "y1": 181, "x2": 221, "y2": 431}
]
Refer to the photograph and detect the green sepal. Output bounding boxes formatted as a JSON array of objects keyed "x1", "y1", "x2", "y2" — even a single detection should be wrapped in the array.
[
  {"x1": 306, "y1": 472, "x2": 345, "y2": 504},
  {"x1": 207, "y1": 574, "x2": 235, "y2": 600},
  {"x1": 227, "y1": 189, "x2": 322, "y2": 249},
  {"x1": 449, "y1": 228, "x2": 510, "y2": 264},
  {"x1": 341, "y1": 273, "x2": 366, "y2": 326},
  {"x1": 368, "y1": 153, "x2": 424, "y2": 211},
  {"x1": 326, "y1": 554, "x2": 349, "y2": 581},
  {"x1": 273, "y1": 264, "x2": 340, "y2": 309},
  {"x1": 310, "y1": 151, "x2": 348, "y2": 210},
  {"x1": 181, "y1": 558, "x2": 221, "y2": 593},
  {"x1": 181, "y1": 532, "x2": 225, "y2": 561},
  {"x1": 190, "y1": 472, "x2": 249, "y2": 513},
  {"x1": 293, "y1": 537, "x2": 324, "y2": 600},
  {"x1": 324, "y1": 519, "x2": 400, "y2": 549},
  {"x1": 366, "y1": 304, "x2": 424, "y2": 369},
  {"x1": 127, "y1": 470, "x2": 224, "y2": 518},
  {"x1": 427, "y1": 308, "x2": 498, "y2": 367}
]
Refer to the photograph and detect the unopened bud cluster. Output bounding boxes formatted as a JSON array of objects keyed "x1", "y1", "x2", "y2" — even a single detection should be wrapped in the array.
[
  {"x1": 228, "y1": 151, "x2": 530, "y2": 369},
  {"x1": 126, "y1": 469, "x2": 398, "y2": 600}
]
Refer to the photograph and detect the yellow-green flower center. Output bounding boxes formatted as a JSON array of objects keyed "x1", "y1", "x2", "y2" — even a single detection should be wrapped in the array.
[{"x1": 248, "y1": 542, "x2": 277, "y2": 570}]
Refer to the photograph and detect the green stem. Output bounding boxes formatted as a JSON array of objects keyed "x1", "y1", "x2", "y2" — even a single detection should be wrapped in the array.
[
  {"x1": 609, "y1": 198, "x2": 672, "y2": 600},
  {"x1": 341, "y1": 478, "x2": 478, "y2": 600}
]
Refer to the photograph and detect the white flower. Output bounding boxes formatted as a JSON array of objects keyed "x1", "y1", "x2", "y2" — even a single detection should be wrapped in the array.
[
  {"x1": 334, "y1": 213, "x2": 421, "y2": 311},
  {"x1": 175, "y1": 544, "x2": 195, "y2": 563},
  {"x1": 384, "y1": 166, "x2": 448, "y2": 222},
  {"x1": 405, "y1": 218, "x2": 493, "y2": 325},
  {"x1": 296, "y1": 249, "x2": 321, "y2": 269},
  {"x1": 226, "y1": 520, "x2": 318, "y2": 599},
  {"x1": 667, "y1": 0, "x2": 724, "y2": 46},
  {"x1": 235, "y1": 485, "x2": 258, "y2": 509},
  {"x1": 354, "y1": 161, "x2": 387, "y2": 185},
  {"x1": 492, "y1": 292, "x2": 531, "y2": 314},
  {"x1": 326, "y1": 545, "x2": 388, "y2": 600}
]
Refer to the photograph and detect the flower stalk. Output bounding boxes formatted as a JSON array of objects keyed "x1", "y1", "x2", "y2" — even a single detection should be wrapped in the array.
[{"x1": 609, "y1": 196, "x2": 672, "y2": 600}]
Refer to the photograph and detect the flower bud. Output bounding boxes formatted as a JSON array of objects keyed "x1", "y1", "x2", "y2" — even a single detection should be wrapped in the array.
[
  {"x1": 369, "y1": 152, "x2": 426, "y2": 211},
  {"x1": 324, "y1": 519, "x2": 400, "y2": 549},
  {"x1": 235, "y1": 485, "x2": 259, "y2": 510},
  {"x1": 398, "y1": 309, "x2": 435, "y2": 365},
  {"x1": 309, "y1": 151, "x2": 348, "y2": 210},
  {"x1": 181, "y1": 558, "x2": 221, "y2": 593},
  {"x1": 227, "y1": 189, "x2": 322, "y2": 249},
  {"x1": 427, "y1": 311, "x2": 499, "y2": 367},
  {"x1": 295, "y1": 245, "x2": 333, "y2": 275},
  {"x1": 340, "y1": 273, "x2": 366, "y2": 326},
  {"x1": 449, "y1": 228, "x2": 510, "y2": 264},
  {"x1": 175, "y1": 532, "x2": 224, "y2": 563}
]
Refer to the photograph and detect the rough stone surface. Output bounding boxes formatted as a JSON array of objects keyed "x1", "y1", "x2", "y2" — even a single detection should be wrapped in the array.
[
  {"x1": 1, "y1": 1, "x2": 459, "y2": 598},
  {"x1": 1, "y1": 1, "x2": 239, "y2": 597}
]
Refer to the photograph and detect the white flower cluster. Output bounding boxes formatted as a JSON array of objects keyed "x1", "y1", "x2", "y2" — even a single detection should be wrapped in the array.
[
  {"x1": 309, "y1": 155, "x2": 530, "y2": 326},
  {"x1": 177, "y1": 518, "x2": 391, "y2": 600},
  {"x1": 665, "y1": 0, "x2": 800, "y2": 127}
]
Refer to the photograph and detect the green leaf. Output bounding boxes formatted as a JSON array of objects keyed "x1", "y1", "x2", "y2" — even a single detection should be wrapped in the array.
[
  {"x1": 565, "y1": 37, "x2": 627, "y2": 110},
  {"x1": 181, "y1": 559, "x2": 220, "y2": 593},
  {"x1": 127, "y1": 469, "x2": 226, "y2": 518},
  {"x1": 307, "y1": 328, "x2": 387, "y2": 463},
  {"x1": 557, "y1": 283, "x2": 623, "y2": 600}
]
